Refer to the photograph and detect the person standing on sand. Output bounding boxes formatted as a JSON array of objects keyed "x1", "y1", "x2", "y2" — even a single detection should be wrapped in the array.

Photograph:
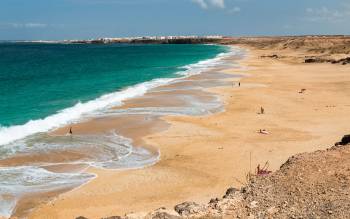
[
  {"x1": 239, "y1": 82, "x2": 241, "y2": 87},
  {"x1": 69, "y1": 127, "x2": 73, "y2": 135},
  {"x1": 260, "y1": 107, "x2": 265, "y2": 114}
]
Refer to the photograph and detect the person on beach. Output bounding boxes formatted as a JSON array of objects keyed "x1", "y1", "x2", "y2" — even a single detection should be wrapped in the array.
[
  {"x1": 69, "y1": 127, "x2": 73, "y2": 135},
  {"x1": 239, "y1": 82, "x2": 241, "y2": 87},
  {"x1": 260, "y1": 107, "x2": 265, "y2": 114},
  {"x1": 259, "y1": 129, "x2": 269, "y2": 135}
]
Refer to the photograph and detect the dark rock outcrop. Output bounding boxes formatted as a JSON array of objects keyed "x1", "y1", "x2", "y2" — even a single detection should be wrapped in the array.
[
  {"x1": 305, "y1": 56, "x2": 350, "y2": 65},
  {"x1": 261, "y1": 54, "x2": 279, "y2": 59},
  {"x1": 101, "y1": 216, "x2": 122, "y2": 219},
  {"x1": 305, "y1": 57, "x2": 327, "y2": 63},
  {"x1": 335, "y1": 134, "x2": 350, "y2": 146},
  {"x1": 223, "y1": 187, "x2": 239, "y2": 198},
  {"x1": 337, "y1": 57, "x2": 350, "y2": 65}
]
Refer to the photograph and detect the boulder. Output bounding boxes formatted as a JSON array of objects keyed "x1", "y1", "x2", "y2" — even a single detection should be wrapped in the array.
[
  {"x1": 305, "y1": 58, "x2": 317, "y2": 63},
  {"x1": 223, "y1": 187, "x2": 239, "y2": 198},
  {"x1": 174, "y1": 202, "x2": 204, "y2": 216},
  {"x1": 337, "y1": 135, "x2": 350, "y2": 146},
  {"x1": 149, "y1": 211, "x2": 180, "y2": 219}
]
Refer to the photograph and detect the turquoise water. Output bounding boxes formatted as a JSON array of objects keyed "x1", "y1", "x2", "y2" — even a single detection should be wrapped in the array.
[{"x1": 0, "y1": 43, "x2": 226, "y2": 127}]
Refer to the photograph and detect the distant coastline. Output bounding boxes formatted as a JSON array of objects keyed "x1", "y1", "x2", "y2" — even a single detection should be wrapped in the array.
[
  {"x1": 3, "y1": 35, "x2": 350, "y2": 45},
  {"x1": 8, "y1": 35, "x2": 224, "y2": 45}
]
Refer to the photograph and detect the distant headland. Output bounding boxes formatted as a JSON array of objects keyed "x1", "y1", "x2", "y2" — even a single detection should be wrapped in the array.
[
  {"x1": 11, "y1": 35, "x2": 350, "y2": 45},
  {"x1": 24, "y1": 35, "x2": 225, "y2": 44}
]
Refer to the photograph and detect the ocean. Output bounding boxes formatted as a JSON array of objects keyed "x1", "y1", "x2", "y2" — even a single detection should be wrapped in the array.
[{"x1": 0, "y1": 43, "x2": 228, "y2": 145}]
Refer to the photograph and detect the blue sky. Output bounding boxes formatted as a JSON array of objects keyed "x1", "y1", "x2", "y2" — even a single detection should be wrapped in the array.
[{"x1": 0, "y1": 0, "x2": 349, "y2": 40}]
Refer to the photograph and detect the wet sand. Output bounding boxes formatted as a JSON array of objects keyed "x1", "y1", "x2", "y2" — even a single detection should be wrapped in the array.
[{"x1": 25, "y1": 46, "x2": 350, "y2": 219}]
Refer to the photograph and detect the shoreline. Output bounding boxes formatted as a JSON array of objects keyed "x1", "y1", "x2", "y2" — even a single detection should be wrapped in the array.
[
  {"x1": 27, "y1": 43, "x2": 350, "y2": 219},
  {"x1": 2, "y1": 45, "x2": 242, "y2": 218},
  {"x1": 0, "y1": 44, "x2": 229, "y2": 146}
]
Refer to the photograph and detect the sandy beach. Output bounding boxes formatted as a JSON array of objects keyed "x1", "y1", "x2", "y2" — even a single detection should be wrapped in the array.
[{"x1": 20, "y1": 40, "x2": 350, "y2": 219}]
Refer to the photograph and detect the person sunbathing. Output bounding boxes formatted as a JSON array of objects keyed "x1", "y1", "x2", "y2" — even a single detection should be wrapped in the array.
[{"x1": 258, "y1": 129, "x2": 269, "y2": 134}]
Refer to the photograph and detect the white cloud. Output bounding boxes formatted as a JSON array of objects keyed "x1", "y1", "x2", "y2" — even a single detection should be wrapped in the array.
[
  {"x1": 228, "y1": 6, "x2": 241, "y2": 14},
  {"x1": 210, "y1": 0, "x2": 225, "y2": 9},
  {"x1": 192, "y1": 0, "x2": 225, "y2": 9},
  {"x1": 305, "y1": 6, "x2": 346, "y2": 22},
  {"x1": 192, "y1": 0, "x2": 208, "y2": 9},
  {"x1": 8, "y1": 23, "x2": 47, "y2": 28},
  {"x1": 24, "y1": 23, "x2": 47, "y2": 28}
]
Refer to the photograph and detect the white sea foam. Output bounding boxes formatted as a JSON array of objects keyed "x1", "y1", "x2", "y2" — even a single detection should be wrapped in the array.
[
  {"x1": 0, "y1": 131, "x2": 160, "y2": 218},
  {"x1": 0, "y1": 131, "x2": 159, "y2": 169},
  {"x1": 0, "y1": 166, "x2": 95, "y2": 218},
  {"x1": 0, "y1": 46, "x2": 241, "y2": 146}
]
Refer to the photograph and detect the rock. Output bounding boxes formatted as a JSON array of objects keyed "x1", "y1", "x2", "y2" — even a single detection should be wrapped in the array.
[
  {"x1": 147, "y1": 211, "x2": 180, "y2": 219},
  {"x1": 340, "y1": 135, "x2": 350, "y2": 145},
  {"x1": 335, "y1": 134, "x2": 350, "y2": 146},
  {"x1": 261, "y1": 54, "x2": 279, "y2": 59},
  {"x1": 241, "y1": 186, "x2": 251, "y2": 194},
  {"x1": 174, "y1": 202, "x2": 204, "y2": 216},
  {"x1": 329, "y1": 57, "x2": 350, "y2": 65},
  {"x1": 76, "y1": 217, "x2": 89, "y2": 219},
  {"x1": 124, "y1": 212, "x2": 148, "y2": 219},
  {"x1": 304, "y1": 56, "x2": 350, "y2": 65},
  {"x1": 209, "y1": 198, "x2": 220, "y2": 204},
  {"x1": 249, "y1": 201, "x2": 258, "y2": 209},
  {"x1": 223, "y1": 187, "x2": 239, "y2": 198},
  {"x1": 247, "y1": 213, "x2": 255, "y2": 219},
  {"x1": 338, "y1": 57, "x2": 350, "y2": 64},
  {"x1": 305, "y1": 58, "x2": 317, "y2": 63},
  {"x1": 101, "y1": 216, "x2": 122, "y2": 219},
  {"x1": 267, "y1": 206, "x2": 278, "y2": 215}
]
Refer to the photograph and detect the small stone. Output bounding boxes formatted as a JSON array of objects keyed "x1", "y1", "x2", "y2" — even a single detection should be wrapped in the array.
[
  {"x1": 209, "y1": 198, "x2": 220, "y2": 204},
  {"x1": 249, "y1": 201, "x2": 258, "y2": 209},
  {"x1": 267, "y1": 206, "x2": 278, "y2": 215}
]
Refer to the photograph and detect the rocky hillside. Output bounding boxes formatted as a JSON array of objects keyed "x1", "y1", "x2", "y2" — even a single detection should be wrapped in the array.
[
  {"x1": 220, "y1": 36, "x2": 350, "y2": 54},
  {"x1": 220, "y1": 36, "x2": 350, "y2": 65},
  {"x1": 77, "y1": 135, "x2": 350, "y2": 219}
]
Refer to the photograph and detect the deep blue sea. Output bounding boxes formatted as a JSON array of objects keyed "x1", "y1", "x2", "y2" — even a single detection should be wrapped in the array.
[{"x1": 0, "y1": 43, "x2": 228, "y2": 145}]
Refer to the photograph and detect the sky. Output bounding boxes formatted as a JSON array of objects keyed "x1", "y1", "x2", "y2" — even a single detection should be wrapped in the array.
[{"x1": 0, "y1": 0, "x2": 349, "y2": 40}]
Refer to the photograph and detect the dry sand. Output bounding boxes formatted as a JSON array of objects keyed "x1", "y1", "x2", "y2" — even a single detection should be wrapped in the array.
[{"x1": 26, "y1": 45, "x2": 350, "y2": 219}]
